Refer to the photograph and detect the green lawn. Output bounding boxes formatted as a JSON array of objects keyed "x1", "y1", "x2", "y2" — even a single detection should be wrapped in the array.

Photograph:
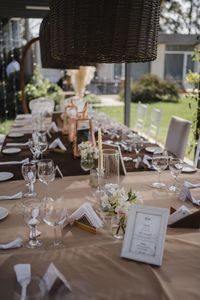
[
  {"x1": 95, "y1": 96, "x2": 198, "y2": 160},
  {"x1": 0, "y1": 120, "x2": 14, "y2": 134}
]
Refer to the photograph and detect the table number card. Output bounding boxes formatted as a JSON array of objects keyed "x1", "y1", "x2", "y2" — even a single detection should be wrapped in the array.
[{"x1": 121, "y1": 205, "x2": 169, "y2": 266}]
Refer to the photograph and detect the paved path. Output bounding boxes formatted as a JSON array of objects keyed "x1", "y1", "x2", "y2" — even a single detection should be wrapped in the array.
[{"x1": 93, "y1": 94, "x2": 124, "y2": 107}]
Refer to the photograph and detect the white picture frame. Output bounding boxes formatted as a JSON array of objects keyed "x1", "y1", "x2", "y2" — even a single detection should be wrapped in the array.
[{"x1": 121, "y1": 205, "x2": 169, "y2": 266}]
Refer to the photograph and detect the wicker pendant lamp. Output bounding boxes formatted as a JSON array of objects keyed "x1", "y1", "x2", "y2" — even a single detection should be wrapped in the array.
[
  {"x1": 49, "y1": 0, "x2": 161, "y2": 64},
  {"x1": 39, "y1": 13, "x2": 79, "y2": 69}
]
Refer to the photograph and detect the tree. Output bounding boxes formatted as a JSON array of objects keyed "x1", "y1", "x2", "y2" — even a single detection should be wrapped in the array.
[{"x1": 160, "y1": 0, "x2": 200, "y2": 34}]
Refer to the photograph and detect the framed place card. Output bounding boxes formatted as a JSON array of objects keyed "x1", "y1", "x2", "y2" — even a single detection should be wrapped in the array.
[{"x1": 121, "y1": 205, "x2": 169, "y2": 266}]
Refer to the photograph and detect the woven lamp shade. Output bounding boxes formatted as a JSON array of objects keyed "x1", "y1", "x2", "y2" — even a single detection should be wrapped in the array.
[
  {"x1": 39, "y1": 13, "x2": 79, "y2": 69},
  {"x1": 49, "y1": 0, "x2": 161, "y2": 64}
]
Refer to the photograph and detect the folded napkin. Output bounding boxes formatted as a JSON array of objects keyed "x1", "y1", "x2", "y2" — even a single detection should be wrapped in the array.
[
  {"x1": 43, "y1": 263, "x2": 72, "y2": 293},
  {"x1": 50, "y1": 122, "x2": 60, "y2": 133},
  {"x1": 0, "y1": 158, "x2": 29, "y2": 166},
  {"x1": 6, "y1": 142, "x2": 29, "y2": 147},
  {"x1": 168, "y1": 205, "x2": 191, "y2": 225},
  {"x1": 179, "y1": 181, "x2": 200, "y2": 206},
  {"x1": 55, "y1": 165, "x2": 64, "y2": 178},
  {"x1": 0, "y1": 238, "x2": 22, "y2": 249},
  {"x1": 0, "y1": 192, "x2": 23, "y2": 201},
  {"x1": 70, "y1": 202, "x2": 103, "y2": 229},
  {"x1": 49, "y1": 138, "x2": 66, "y2": 151}
]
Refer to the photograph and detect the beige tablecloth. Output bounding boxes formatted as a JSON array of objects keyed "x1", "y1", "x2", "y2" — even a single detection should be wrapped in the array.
[{"x1": 0, "y1": 171, "x2": 199, "y2": 299}]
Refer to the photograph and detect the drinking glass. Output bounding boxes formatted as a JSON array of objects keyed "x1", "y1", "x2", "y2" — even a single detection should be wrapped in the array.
[
  {"x1": 28, "y1": 138, "x2": 38, "y2": 163},
  {"x1": 35, "y1": 131, "x2": 48, "y2": 159},
  {"x1": 14, "y1": 276, "x2": 47, "y2": 300},
  {"x1": 22, "y1": 162, "x2": 37, "y2": 197},
  {"x1": 43, "y1": 196, "x2": 68, "y2": 248},
  {"x1": 132, "y1": 136, "x2": 143, "y2": 160},
  {"x1": 37, "y1": 159, "x2": 55, "y2": 199},
  {"x1": 102, "y1": 149, "x2": 119, "y2": 187},
  {"x1": 152, "y1": 149, "x2": 168, "y2": 189},
  {"x1": 23, "y1": 199, "x2": 42, "y2": 249},
  {"x1": 169, "y1": 157, "x2": 183, "y2": 192}
]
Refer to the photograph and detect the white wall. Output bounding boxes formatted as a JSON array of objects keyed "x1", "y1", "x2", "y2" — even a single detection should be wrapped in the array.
[
  {"x1": 150, "y1": 43, "x2": 166, "y2": 79},
  {"x1": 97, "y1": 64, "x2": 114, "y2": 80}
]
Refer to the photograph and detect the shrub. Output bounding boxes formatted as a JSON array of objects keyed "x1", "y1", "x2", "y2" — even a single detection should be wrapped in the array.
[{"x1": 120, "y1": 74, "x2": 179, "y2": 103}]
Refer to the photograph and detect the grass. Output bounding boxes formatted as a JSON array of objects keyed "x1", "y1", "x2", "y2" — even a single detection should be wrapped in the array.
[
  {"x1": 95, "y1": 96, "x2": 198, "y2": 161},
  {"x1": 0, "y1": 120, "x2": 14, "y2": 135}
]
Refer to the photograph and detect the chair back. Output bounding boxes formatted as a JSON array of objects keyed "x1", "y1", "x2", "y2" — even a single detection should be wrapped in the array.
[
  {"x1": 134, "y1": 102, "x2": 148, "y2": 134},
  {"x1": 194, "y1": 135, "x2": 200, "y2": 169},
  {"x1": 165, "y1": 116, "x2": 191, "y2": 159},
  {"x1": 29, "y1": 98, "x2": 55, "y2": 114},
  {"x1": 147, "y1": 108, "x2": 161, "y2": 143}
]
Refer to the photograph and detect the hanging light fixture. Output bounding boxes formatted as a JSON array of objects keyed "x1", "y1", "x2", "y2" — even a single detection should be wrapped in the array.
[
  {"x1": 39, "y1": 13, "x2": 79, "y2": 69},
  {"x1": 49, "y1": 0, "x2": 161, "y2": 64}
]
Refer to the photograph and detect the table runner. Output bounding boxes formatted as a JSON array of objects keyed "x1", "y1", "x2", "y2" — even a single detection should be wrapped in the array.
[{"x1": 0, "y1": 171, "x2": 199, "y2": 299}]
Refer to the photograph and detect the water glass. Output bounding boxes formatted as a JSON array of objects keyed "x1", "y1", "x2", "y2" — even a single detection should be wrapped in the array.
[
  {"x1": 43, "y1": 196, "x2": 68, "y2": 248},
  {"x1": 169, "y1": 157, "x2": 183, "y2": 192},
  {"x1": 23, "y1": 199, "x2": 42, "y2": 249},
  {"x1": 35, "y1": 131, "x2": 48, "y2": 159},
  {"x1": 22, "y1": 162, "x2": 37, "y2": 197},
  {"x1": 38, "y1": 159, "x2": 55, "y2": 199},
  {"x1": 102, "y1": 149, "x2": 119, "y2": 187},
  {"x1": 14, "y1": 276, "x2": 47, "y2": 299},
  {"x1": 152, "y1": 149, "x2": 168, "y2": 189}
]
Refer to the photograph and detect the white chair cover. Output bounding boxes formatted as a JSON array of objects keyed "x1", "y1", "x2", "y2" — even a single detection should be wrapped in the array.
[
  {"x1": 29, "y1": 98, "x2": 55, "y2": 114},
  {"x1": 194, "y1": 135, "x2": 200, "y2": 169},
  {"x1": 134, "y1": 102, "x2": 148, "y2": 134},
  {"x1": 146, "y1": 108, "x2": 161, "y2": 143},
  {"x1": 165, "y1": 116, "x2": 191, "y2": 159}
]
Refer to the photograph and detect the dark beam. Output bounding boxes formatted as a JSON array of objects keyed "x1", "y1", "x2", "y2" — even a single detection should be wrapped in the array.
[{"x1": 124, "y1": 63, "x2": 131, "y2": 127}]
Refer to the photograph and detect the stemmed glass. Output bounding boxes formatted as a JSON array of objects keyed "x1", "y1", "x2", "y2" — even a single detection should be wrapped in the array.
[
  {"x1": 132, "y1": 136, "x2": 143, "y2": 161},
  {"x1": 169, "y1": 158, "x2": 183, "y2": 192},
  {"x1": 43, "y1": 196, "x2": 68, "y2": 248},
  {"x1": 22, "y1": 162, "x2": 37, "y2": 197},
  {"x1": 37, "y1": 159, "x2": 55, "y2": 200},
  {"x1": 35, "y1": 131, "x2": 48, "y2": 159},
  {"x1": 28, "y1": 138, "x2": 38, "y2": 163},
  {"x1": 152, "y1": 149, "x2": 168, "y2": 189},
  {"x1": 23, "y1": 199, "x2": 42, "y2": 249}
]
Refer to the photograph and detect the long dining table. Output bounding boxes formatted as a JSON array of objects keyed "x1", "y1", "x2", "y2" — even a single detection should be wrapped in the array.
[{"x1": 0, "y1": 170, "x2": 199, "y2": 299}]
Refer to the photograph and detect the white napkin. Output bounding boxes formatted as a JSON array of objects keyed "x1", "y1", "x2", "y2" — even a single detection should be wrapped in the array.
[
  {"x1": 135, "y1": 156, "x2": 142, "y2": 168},
  {"x1": 6, "y1": 142, "x2": 29, "y2": 147},
  {"x1": 0, "y1": 158, "x2": 29, "y2": 166},
  {"x1": 0, "y1": 238, "x2": 22, "y2": 249},
  {"x1": 55, "y1": 165, "x2": 64, "y2": 178},
  {"x1": 168, "y1": 205, "x2": 191, "y2": 225},
  {"x1": 49, "y1": 138, "x2": 66, "y2": 151},
  {"x1": 179, "y1": 181, "x2": 200, "y2": 206},
  {"x1": 43, "y1": 263, "x2": 72, "y2": 292},
  {"x1": 70, "y1": 202, "x2": 103, "y2": 228},
  {"x1": 51, "y1": 122, "x2": 60, "y2": 132},
  {"x1": 0, "y1": 192, "x2": 23, "y2": 201}
]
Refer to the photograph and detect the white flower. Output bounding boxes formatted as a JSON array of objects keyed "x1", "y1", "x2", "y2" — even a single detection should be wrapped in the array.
[{"x1": 78, "y1": 141, "x2": 99, "y2": 160}]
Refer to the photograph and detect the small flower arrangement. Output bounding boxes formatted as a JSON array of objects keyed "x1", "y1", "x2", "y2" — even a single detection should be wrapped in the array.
[
  {"x1": 101, "y1": 184, "x2": 142, "y2": 237},
  {"x1": 78, "y1": 141, "x2": 99, "y2": 160},
  {"x1": 78, "y1": 141, "x2": 99, "y2": 171}
]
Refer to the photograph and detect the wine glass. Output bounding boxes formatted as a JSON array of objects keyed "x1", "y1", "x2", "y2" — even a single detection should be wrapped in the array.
[
  {"x1": 43, "y1": 196, "x2": 68, "y2": 248},
  {"x1": 14, "y1": 276, "x2": 47, "y2": 299},
  {"x1": 22, "y1": 162, "x2": 37, "y2": 197},
  {"x1": 169, "y1": 157, "x2": 183, "y2": 192},
  {"x1": 132, "y1": 136, "x2": 143, "y2": 161},
  {"x1": 37, "y1": 159, "x2": 55, "y2": 199},
  {"x1": 23, "y1": 199, "x2": 43, "y2": 249},
  {"x1": 35, "y1": 131, "x2": 48, "y2": 159},
  {"x1": 28, "y1": 138, "x2": 38, "y2": 163},
  {"x1": 152, "y1": 149, "x2": 168, "y2": 189}
]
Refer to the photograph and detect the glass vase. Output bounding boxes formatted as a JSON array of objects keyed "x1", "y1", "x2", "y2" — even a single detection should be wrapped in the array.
[
  {"x1": 80, "y1": 156, "x2": 94, "y2": 171},
  {"x1": 111, "y1": 215, "x2": 126, "y2": 239}
]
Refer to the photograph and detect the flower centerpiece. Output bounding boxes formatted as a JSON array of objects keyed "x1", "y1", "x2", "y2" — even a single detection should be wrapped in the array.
[
  {"x1": 100, "y1": 183, "x2": 142, "y2": 239},
  {"x1": 78, "y1": 141, "x2": 99, "y2": 171}
]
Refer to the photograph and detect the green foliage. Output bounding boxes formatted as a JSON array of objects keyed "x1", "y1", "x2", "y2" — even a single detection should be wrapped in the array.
[
  {"x1": 125, "y1": 74, "x2": 179, "y2": 103},
  {"x1": 20, "y1": 66, "x2": 64, "y2": 109},
  {"x1": 84, "y1": 93, "x2": 101, "y2": 104}
]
